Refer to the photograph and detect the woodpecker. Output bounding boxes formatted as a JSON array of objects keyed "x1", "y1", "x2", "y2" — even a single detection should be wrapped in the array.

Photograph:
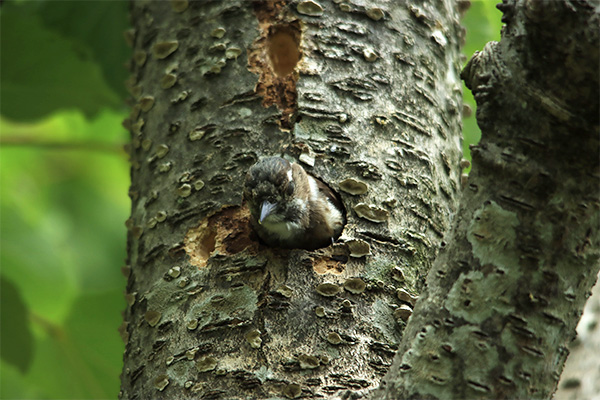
[{"x1": 243, "y1": 157, "x2": 345, "y2": 250}]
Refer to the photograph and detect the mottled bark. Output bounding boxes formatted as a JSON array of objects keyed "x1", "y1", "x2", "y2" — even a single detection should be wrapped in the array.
[
  {"x1": 120, "y1": 0, "x2": 462, "y2": 399},
  {"x1": 555, "y1": 271, "x2": 600, "y2": 399},
  {"x1": 376, "y1": 1, "x2": 599, "y2": 399}
]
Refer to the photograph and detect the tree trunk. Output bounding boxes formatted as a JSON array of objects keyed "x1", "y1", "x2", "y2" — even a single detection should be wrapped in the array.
[
  {"x1": 376, "y1": 1, "x2": 600, "y2": 399},
  {"x1": 120, "y1": 0, "x2": 463, "y2": 399}
]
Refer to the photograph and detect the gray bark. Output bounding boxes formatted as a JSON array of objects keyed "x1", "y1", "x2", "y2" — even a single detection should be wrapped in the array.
[
  {"x1": 555, "y1": 271, "x2": 600, "y2": 399},
  {"x1": 376, "y1": 1, "x2": 600, "y2": 399},
  {"x1": 120, "y1": 0, "x2": 462, "y2": 399}
]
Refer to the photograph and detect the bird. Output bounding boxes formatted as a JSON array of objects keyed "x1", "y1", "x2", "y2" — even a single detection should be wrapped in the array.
[{"x1": 243, "y1": 157, "x2": 345, "y2": 250}]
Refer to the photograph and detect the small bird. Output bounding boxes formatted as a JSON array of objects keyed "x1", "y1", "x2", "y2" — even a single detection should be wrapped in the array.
[{"x1": 243, "y1": 157, "x2": 345, "y2": 250}]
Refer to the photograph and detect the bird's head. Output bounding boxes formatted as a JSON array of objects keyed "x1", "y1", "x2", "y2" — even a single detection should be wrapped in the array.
[{"x1": 243, "y1": 157, "x2": 306, "y2": 227}]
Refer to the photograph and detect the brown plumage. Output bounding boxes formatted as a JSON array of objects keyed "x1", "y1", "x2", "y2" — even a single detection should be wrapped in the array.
[{"x1": 243, "y1": 157, "x2": 345, "y2": 250}]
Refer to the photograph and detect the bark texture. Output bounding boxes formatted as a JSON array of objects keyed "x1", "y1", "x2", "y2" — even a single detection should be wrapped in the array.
[
  {"x1": 376, "y1": 1, "x2": 600, "y2": 399},
  {"x1": 120, "y1": 0, "x2": 462, "y2": 399},
  {"x1": 555, "y1": 271, "x2": 600, "y2": 400}
]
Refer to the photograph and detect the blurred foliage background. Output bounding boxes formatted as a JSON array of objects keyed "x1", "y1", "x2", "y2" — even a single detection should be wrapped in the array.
[{"x1": 0, "y1": 1, "x2": 501, "y2": 398}]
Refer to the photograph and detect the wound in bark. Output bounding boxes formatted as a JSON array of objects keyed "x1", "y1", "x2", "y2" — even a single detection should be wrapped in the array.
[
  {"x1": 268, "y1": 25, "x2": 300, "y2": 77},
  {"x1": 249, "y1": 1, "x2": 301, "y2": 129},
  {"x1": 184, "y1": 206, "x2": 257, "y2": 269}
]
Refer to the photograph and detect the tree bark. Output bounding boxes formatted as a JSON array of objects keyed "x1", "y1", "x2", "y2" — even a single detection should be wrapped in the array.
[
  {"x1": 120, "y1": 0, "x2": 463, "y2": 399},
  {"x1": 376, "y1": 1, "x2": 600, "y2": 399}
]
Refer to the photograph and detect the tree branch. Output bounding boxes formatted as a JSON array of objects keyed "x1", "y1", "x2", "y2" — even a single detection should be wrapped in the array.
[
  {"x1": 376, "y1": 1, "x2": 600, "y2": 398},
  {"x1": 0, "y1": 136, "x2": 126, "y2": 154}
]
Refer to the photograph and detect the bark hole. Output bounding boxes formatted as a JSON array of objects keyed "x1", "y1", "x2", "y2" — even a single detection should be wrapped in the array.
[
  {"x1": 184, "y1": 206, "x2": 257, "y2": 269},
  {"x1": 313, "y1": 257, "x2": 346, "y2": 275},
  {"x1": 249, "y1": 2, "x2": 300, "y2": 129},
  {"x1": 268, "y1": 26, "x2": 300, "y2": 77},
  {"x1": 184, "y1": 219, "x2": 217, "y2": 269},
  {"x1": 199, "y1": 230, "x2": 216, "y2": 263}
]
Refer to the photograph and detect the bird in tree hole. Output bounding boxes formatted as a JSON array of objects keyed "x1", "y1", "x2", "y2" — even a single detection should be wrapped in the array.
[{"x1": 243, "y1": 157, "x2": 345, "y2": 250}]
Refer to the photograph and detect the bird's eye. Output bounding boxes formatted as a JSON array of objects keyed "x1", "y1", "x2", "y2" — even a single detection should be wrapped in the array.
[{"x1": 286, "y1": 182, "x2": 295, "y2": 196}]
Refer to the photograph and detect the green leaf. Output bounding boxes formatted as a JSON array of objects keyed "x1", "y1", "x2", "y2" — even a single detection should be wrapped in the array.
[
  {"x1": 0, "y1": 5, "x2": 121, "y2": 121},
  {"x1": 0, "y1": 110, "x2": 128, "y2": 398},
  {"x1": 35, "y1": 0, "x2": 130, "y2": 99},
  {"x1": 0, "y1": 289, "x2": 125, "y2": 399},
  {"x1": 0, "y1": 274, "x2": 34, "y2": 374},
  {"x1": 0, "y1": 110, "x2": 129, "y2": 320},
  {"x1": 27, "y1": 290, "x2": 125, "y2": 399}
]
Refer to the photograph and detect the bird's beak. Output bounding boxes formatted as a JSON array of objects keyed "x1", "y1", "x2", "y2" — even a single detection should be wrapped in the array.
[{"x1": 259, "y1": 201, "x2": 276, "y2": 224}]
